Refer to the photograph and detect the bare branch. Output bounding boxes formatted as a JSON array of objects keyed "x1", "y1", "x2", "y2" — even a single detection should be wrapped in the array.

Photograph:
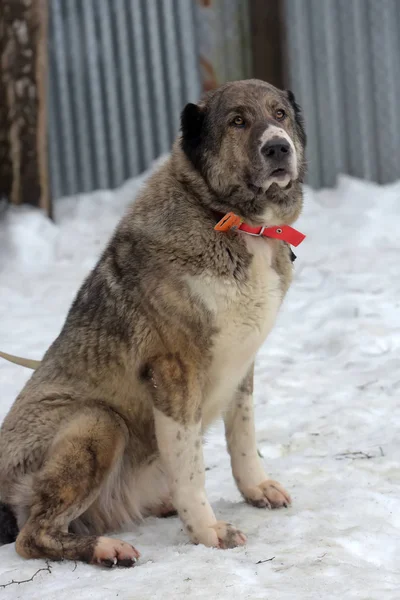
[
  {"x1": 256, "y1": 556, "x2": 275, "y2": 564},
  {"x1": 0, "y1": 560, "x2": 52, "y2": 589}
]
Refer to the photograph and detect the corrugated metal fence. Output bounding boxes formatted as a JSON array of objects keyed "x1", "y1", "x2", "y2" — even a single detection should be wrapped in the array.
[
  {"x1": 284, "y1": 0, "x2": 400, "y2": 188},
  {"x1": 48, "y1": 0, "x2": 400, "y2": 199},
  {"x1": 48, "y1": 0, "x2": 201, "y2": 200}
]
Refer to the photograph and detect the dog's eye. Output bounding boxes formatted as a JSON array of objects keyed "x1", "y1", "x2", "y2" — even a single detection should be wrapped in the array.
[
  {"x1": 232, "y1": 116, "x2": 245, "y2": 127},
  {"x1": 275, "y1": 109, "x2": 286, "y2": 121}
]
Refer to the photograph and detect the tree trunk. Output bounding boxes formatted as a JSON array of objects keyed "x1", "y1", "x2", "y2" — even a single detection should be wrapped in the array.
[{"x1": 0, "y1": 0, "x2": 50, "y2": 215}]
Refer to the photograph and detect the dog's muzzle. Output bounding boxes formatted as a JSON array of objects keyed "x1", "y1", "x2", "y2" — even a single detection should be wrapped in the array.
[{"x1": 261, "y1": 137, "x2": 292, "y2": 177}]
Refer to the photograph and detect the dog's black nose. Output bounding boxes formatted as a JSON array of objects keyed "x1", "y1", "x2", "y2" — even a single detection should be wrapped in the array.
[{"x1": 261, "y1": 138, "x2": 291, "y2": 160}]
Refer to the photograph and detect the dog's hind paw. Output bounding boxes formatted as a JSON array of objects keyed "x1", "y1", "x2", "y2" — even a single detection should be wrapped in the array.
[{"x1": 93, "y1": 536, "x2": 140, "y2": 568}]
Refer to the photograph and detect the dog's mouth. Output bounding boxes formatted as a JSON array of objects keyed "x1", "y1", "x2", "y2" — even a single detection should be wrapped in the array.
[
  {"x1": 270, "y1": 167, "x2": 287, "y2": 178},
  {"x1": 247, "y1": 168, "x2": 292, "y2": 195}
]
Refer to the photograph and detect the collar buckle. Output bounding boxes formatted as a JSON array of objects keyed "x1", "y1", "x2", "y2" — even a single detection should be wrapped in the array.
[
  {"x1": 244, "y1": 226, "x2": 266, "y2": 237},
  {"x1": 214, "y1": 212, "x2": 243, "y2": 232}
]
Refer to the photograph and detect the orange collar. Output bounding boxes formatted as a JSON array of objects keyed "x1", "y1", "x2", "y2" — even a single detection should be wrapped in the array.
[{"x1": 214, "y1": 212, "x2": 305, "y2": 247}]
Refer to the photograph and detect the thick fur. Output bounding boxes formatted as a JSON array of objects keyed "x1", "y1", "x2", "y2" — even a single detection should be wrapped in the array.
[{"x1": 0, "y1": 79, "x2": 306, "y2": 566}]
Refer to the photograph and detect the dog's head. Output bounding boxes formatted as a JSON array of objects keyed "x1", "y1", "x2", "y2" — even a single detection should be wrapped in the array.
[{"x1": 180, "y1": 79, "x2": 306, "y2": 224}]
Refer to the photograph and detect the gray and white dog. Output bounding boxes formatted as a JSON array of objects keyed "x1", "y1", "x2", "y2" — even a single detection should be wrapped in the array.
[{"x1": 0, "y1": 79, "x2": 306, "y2": 567}]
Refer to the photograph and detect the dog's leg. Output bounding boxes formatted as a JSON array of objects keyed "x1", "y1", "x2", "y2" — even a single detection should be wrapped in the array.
[
  {"x1": 150, "y1": 355, "x2": 246, "y2": 549},
  {"x1": 224, "y1": 365, "x2": 291, "y2": 509},
  {"x1": 15, "y1": 407, "x2": 140, "y2": 567}
]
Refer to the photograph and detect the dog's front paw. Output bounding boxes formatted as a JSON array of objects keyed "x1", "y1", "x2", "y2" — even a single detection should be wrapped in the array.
[
  {"x1": 190, "y1": 521, "x2": 247, "y2": 549},
  {"x1": 243, "y1": 479, "x2": 291, "y2": 509},
  {"x1": 213, "y1": 521, "x2": 247, "y2": 549}
]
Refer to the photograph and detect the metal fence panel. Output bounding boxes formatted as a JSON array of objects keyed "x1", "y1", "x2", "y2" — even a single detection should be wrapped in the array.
[
  {"x1": 48, "y1": 0, "x2": 201, "y2": 199},
  {"x1": 284, "y1": 0, "x2": 400, "y2": 186}
]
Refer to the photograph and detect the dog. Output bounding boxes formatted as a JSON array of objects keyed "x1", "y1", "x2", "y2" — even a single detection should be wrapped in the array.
[{"x1": 0, "y1": 79, "x2": 306, "y2": 567}]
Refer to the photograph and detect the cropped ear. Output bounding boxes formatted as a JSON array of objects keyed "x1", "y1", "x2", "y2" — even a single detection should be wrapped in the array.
[
  {"x1": 286, "y1": 90, "x2": 307, "y2": 147},
  {"x1": 180, "y1": 103, "x2": 207, "y2": 171}
]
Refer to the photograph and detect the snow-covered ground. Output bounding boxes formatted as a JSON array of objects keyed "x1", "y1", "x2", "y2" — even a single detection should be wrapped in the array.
[{"x1": 0, "y1": 167, "x2": 399, "y2": 599}]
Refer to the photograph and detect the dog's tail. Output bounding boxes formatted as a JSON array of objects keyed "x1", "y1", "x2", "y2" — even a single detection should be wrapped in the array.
[
  {"x1": 0, "y1": 350, "x2": 40, "y2": 370},
  {"x1": 0, "y1": 502, "x2": 19, "y2": 545}
]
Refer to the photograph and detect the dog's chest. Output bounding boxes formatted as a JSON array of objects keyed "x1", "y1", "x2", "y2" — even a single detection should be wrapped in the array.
[{"x1": 188, "y1": 238, "x2": 283, "y2": 426}]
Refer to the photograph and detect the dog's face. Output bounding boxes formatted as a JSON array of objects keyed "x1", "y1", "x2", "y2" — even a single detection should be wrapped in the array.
[{"x1": 181, "y1": 79, "x2": 306, "y2": 224}]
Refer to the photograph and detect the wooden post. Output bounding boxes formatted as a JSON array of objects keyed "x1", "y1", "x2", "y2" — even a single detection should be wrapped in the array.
[
  {"x1": 0, "y1": 0, "x2": 50, "y2": 215},
  {"x1": 249, "y1": 0, "x2": 286, "y2": 89}
]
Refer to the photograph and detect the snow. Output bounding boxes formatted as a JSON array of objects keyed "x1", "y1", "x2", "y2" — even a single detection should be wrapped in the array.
[{"x1": 1, "y1": 167, "x2": 400, "y2": 599}]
